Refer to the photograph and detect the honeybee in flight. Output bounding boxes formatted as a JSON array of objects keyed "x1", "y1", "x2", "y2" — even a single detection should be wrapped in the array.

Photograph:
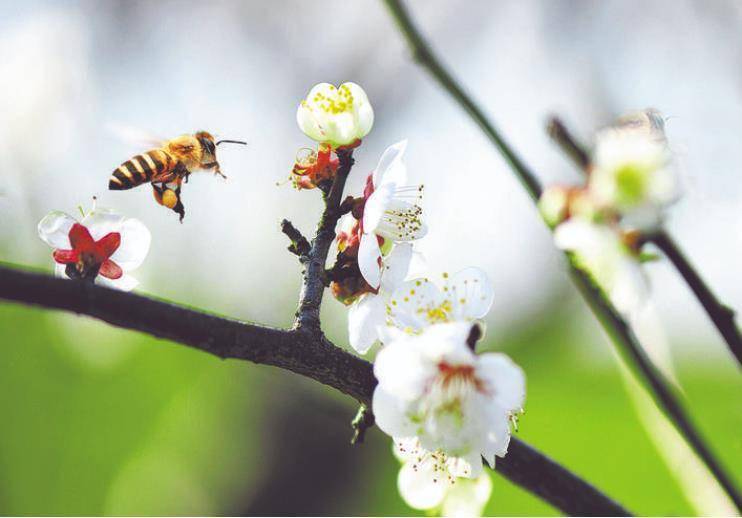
[{"x1": 108, "y1": 131, "x2": 246, "y2": 221}]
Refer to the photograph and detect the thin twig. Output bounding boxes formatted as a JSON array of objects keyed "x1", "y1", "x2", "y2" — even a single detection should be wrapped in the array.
[
  {"x1": 280, "y1": 219, "x2": 311, "y2": 257},
  {"x1": 382, "y1": 0, "x2": 742, "y2": 510},
  {"x1": 547, "y1": 116, "x2": 590, "y2": 172},
  {"x1": 294, "y1": 149, "x2": 354, "y2": 330},
  {"x1": 0, "y1": 145, "x2": 631, "y2": 513},
  {"x1": 651, "y1": 231, "x2": 742, "y2": 365},
  {"x1": 548, "y1": 116, "x2": 742, "y2": 366},
  {"x1": 350, "y1": 404, "x2": 375, "y2": 445},
  {"x1": 0, "y1": 264, "x2": 630, "y2": 516}
]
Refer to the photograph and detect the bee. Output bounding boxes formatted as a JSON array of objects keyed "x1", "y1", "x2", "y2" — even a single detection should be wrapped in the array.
[{"x1": 108, "y1": 131, "x2": 246, "y2": 221}]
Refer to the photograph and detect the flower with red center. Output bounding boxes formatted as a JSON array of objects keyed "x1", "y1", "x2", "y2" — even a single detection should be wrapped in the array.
[
  {"x1": 38, "y1": 207, "x2": 151, "y2": 291},
  {"x1": 373, "y1": 322, "x2": 525, "y2": 474}
]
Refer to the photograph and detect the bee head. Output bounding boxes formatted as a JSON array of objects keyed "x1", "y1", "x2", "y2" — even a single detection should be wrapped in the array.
[{"x1": 195, "y1": 131, "x2": 217, "y2": 164}]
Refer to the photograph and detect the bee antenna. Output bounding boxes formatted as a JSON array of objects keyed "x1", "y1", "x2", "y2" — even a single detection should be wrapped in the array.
[{"x1": 216, "y1": 139, "x2": 247, "y2": 146}]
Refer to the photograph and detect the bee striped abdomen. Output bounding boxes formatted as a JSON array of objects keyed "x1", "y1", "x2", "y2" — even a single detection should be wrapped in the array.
[{"x1": 109, "y1": 150, "x2": 173, "y2": 190}]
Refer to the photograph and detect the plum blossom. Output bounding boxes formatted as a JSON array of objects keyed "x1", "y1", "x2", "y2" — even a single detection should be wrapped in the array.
[
  {"x1": 393, "y1": 437, "x2": 492, "y2": 516},
  {"x1": 589, "y1": 111, "x2": 678, "y2": 230},
  {"x1": 344, "y1": 242, "x2": 413, "y2": 354},
  {"x1": 38, "y1": 206, "x2": 151, "y2": 291},
  {"x1": 373, "y1": 321, "x2": 525, "y2": 476},
  {"x1": 386, "y1": 267, "x2": 494, "y2": 334},
  {"x1": 297, "y1": 82, "x2": 373, "y2": 149},
  {"x1": 357, "y1": 140, "x2": 426, "y2": 289},
  {"x1": 554, "y1": 218, "x2": 648, "y2": 317}
]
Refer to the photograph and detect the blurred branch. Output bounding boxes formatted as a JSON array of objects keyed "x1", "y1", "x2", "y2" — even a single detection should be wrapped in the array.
[
  {"x1": 548, "y1": 116, "x2": 742, "y2": 366},
  {"x1": 0, "y1": 263, "x2": 630, "y2": 516},
  {"x1": 547, "y1": 117, "x2": 590, "y2": 172},
  {"x1": 651, "y1": 231, "x2": 742, "y2": 364},
  {"x1": 294, "y1": 149, "x2": 354, "y2": 330},
  {"x1": 382, "y1": 0, "x2": 742, "y2": 511}
]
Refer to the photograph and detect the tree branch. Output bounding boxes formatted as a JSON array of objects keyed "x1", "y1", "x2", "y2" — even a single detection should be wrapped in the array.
[
  {"x1": 294, "y1": 149, "x2": 354, "y2": 330},
  {"x1": 651, "y1": 231, "x2": 742, "y2": 364},
  {"x1": 0, "y1": 264, "x2": 630, "y2": 516},
  {"x1": 382, "y1": 0, "x2": 742, "y2": 511},
  {"x1": 548, "y1": 116, "x2": 742, "y2": 366},
  {"x1": 280, "y1": 219, "x2": 311, "y2": 257}
]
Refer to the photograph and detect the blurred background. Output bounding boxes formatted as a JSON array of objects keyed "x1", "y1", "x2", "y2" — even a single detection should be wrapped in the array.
[{"x1": 0, "y1": 0, "x2": 740, "y2": 515}]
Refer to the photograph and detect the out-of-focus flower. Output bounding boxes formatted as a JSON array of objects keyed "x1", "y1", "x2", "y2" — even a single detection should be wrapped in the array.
[
  {"x1": 296, "y1": 82, "x2": 373, "y2": 149},
  {"x1": 537, "y1": 185, "x2": 599, "y2": 228},
  {"x1": 589, "y1": 119, "x2": 677, "y2": 230},
  {"x1": 345, "y1": 243, "x2": 413, "y2": 354},
  {"x1": 393, "y1": 437, "x2": 492, "y2": 516},
  {"x1": 38, "y1": 207, "x2": 151, "y2": 291},
  {"x1": 290, "y1": 144, "x2": 339, "y2": 190},
  {"x1": 358, "y1": 141, "x2": 426, "y2": 289},
  {"x1": 554, "y1": 218, "x2": 648, "y2": 317},
  {"x1": 386, "y1": 267, "x2": 494, "y2": 334},
  {"x1": 373, "y1": 321, "x2": 525, "y2": 474}
]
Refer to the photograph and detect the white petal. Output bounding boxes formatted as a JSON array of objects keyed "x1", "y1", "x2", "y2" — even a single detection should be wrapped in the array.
[
  {"x1": 96, "y1": 273, "x2": 139, "y2": 292},
  {"x1": 363, "y1": 182, "x2": 395, "y2": 234},
  {"x1": 109, "y1": 218, "x2": 151, "y2": 271},
  {"x1": 477, "y1": 353, "x2": 526, "y2": 413},
  {"x1": 445, "y1": 267, "x2": 494, "y2": 321},
  {"x1": 479, "y1": 400, "x2": 512, "y2": 464},
  {"x1": 372, "y1": 386, "x2": 419, "y2": 439},
  {"x1": 296, "y1": 103, "x2": 324, "y2": 142},
  {"x1": 358, "y1": 232, "x2": 382, "y2": 289},
  {"x1": 374, "y1": 336, "x2": 432, "y2": 400},
  {"x1": 380, "y1": 243, "x2": 413, "y2": 293},
  {"x1": 38, "y1": 211, "x2": 76, "y2": 249},
  {"x1": 420, "y1": 322, "x2": 476, "y2": 365},
  {"x1": 82, "y1": 209, "x2": 124, "y2": 241},
  {"x1": 372, "y1": 140, "x2": 408, "y2": 188},
  {"x1": 398, "y1": 458, "x2": 449, "y2": 511},
  {"x1": 441, "y1": 474, "x2": 493, "y2": 518},
  {"x1": 347, "y1": 294, "x2": 386, "y2": 354},
  {"x1": 387, "y1": 277, "x2": 444, "y2": 331}
]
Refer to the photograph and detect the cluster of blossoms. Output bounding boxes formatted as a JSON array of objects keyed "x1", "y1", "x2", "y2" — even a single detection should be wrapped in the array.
[
  {"x1": 297, "y1": 83, "x2": 526, "y2": 516},
  {"x1": 38, "y1": 202, "x2": 151, "y2": 291},
  {"x1": 539, "y1": 109, "x2": 678, "y2": 318}
]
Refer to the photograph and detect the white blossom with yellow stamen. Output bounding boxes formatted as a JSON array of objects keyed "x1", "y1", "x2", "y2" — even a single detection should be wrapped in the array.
[
  {"x1": 386, "y1": 267, "x2": 494, "y2": 334},
  {"x1": 296, "y1": 82, "x2": 374, "y2": 148}
]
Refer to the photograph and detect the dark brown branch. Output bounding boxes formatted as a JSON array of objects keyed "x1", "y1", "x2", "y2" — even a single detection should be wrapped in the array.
[
  {"x1": 294, "y1": 149, "x2": 354, "y2": 330},
  {"x1": 0, "y1": 264, "x2": 630, "y2": 516},
  {"x1": 382, "y1": 0, "x2": 741, "y2": 511},
  {"x1": 280, "y1": 219, "x2": 311, "y2": 257}
]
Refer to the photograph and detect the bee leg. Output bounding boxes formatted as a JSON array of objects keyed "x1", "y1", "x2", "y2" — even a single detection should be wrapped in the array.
[
  {"x1": 152, "y1": 184, "x2": 166, "y2": 205},
  {"x1": 173, "y1": 195, "x2": 186, "y2": 223},
  {"x1": 204, "y1": 161, "x2": 227, "y2": 179}
]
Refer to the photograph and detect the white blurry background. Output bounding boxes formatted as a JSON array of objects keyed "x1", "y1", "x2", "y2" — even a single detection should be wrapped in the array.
[{"x1": 1, "y1": 0, "x2": 741, "y2": 362}]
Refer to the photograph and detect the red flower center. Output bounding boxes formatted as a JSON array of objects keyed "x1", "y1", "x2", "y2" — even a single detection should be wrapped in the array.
[{"x1": 52, "y1": 223, "x2": 123, "y2": 280}]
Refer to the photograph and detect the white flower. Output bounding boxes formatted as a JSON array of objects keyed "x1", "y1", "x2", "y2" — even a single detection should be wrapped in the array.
[
  {"x1": 373, "y1": 321, "x2": 525, "y2": 474},
  {"x1": 348, "y1": 243, "x2": 412, "y2": 354},
  {"x1": 385, "y1": 267, "x2": 494, "y2": 334},
  {"x1": 554, "y1": 218, "x2": 648, "y2": 317},
  {"x1": 296, "y1": 82, "x2": 374, "y2": 148},
  {"x1": 589, "y1": 123, "x2": 677, "y2": 230},
  {"x1": 38, "y1": 207, "x2": 151, "y2": 291},
  {"x1": 393, "y1": 437, "x2": 492, "y2": 516},
  {"x1": 358, "y1": 141, "x2": 426, "y2": 289}
]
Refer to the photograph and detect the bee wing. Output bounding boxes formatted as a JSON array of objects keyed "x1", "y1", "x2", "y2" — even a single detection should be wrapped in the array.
[{"x1": 106, "y1": 122, "x2": 167, "y2": 150}]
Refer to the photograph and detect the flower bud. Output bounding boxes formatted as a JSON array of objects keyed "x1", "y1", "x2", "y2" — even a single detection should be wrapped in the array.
[{"x1": 297, "y1": 82, "x2": 374, "y2": 148}]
